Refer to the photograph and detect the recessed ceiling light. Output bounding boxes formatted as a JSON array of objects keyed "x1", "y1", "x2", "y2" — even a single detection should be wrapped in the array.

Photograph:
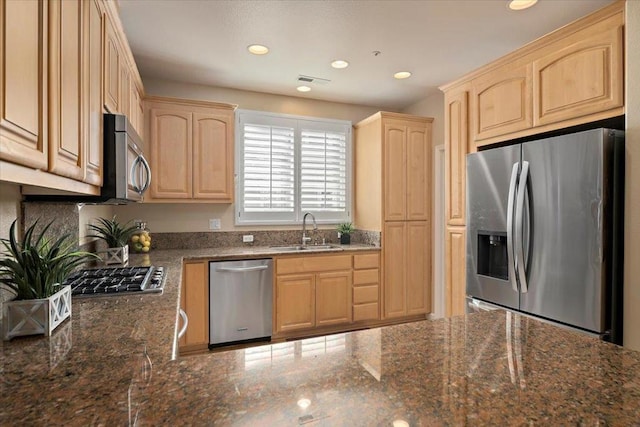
[
  {"x1": 394, "y1": 71, "x2": 412, "y2": 79},
  {"x1": 247, "y1": 44, "x2": 269, "y2": 55},
  {"x1": 297, "y1": 85, "x2": 311, "y2": 92},
  {"x1": 331, "y1": 60, "x2": 349, "y2": 69},
  {"x1": 297, "y1": 398, "x2": 311, "y2": 409},
  {"x1": 508, "y1": 0, "x2": 538, "y2": 10}
]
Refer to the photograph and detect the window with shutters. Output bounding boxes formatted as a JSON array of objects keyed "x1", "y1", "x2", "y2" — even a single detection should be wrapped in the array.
[{"x1": 235, "y1": 110, "x2": 352, "y2": 225}]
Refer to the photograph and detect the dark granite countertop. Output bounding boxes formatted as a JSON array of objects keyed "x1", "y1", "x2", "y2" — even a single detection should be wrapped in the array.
[{"x1": 2, "y1": 246, "x2": 640, "y2": 425}]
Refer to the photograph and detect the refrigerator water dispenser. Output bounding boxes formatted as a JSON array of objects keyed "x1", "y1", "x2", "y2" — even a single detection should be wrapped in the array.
[{"x1": 477, "y1": 232, "x2": 508, "y2": 280}]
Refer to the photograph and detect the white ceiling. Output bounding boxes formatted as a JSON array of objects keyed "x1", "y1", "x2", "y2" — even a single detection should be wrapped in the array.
[{"x1": 118, "y1": 0, "x2": 615, "y2": 110}]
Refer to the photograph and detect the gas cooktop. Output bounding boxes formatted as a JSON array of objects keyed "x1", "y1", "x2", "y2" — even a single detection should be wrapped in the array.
[{"x1": 63, "y1": 266, "x2": 165, "y2": 297}]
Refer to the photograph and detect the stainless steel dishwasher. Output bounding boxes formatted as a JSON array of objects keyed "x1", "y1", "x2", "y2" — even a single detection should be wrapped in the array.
[{"x1": 209, "y1": 259, "x2": 273, "y2": 347}]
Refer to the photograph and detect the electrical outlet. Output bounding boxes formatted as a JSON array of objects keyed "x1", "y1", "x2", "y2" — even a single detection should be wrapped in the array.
[
  {"x1": 209, "y1": 218, "x2": 221, "y2": 230},
  {"x1": 243, "y1": 235, "x2": 254, "y2": 243}
]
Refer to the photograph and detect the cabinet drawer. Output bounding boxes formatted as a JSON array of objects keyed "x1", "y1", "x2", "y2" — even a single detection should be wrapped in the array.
[
  {"x1": 353, "y1": 253, "x2": 380, "y2": 269},
  {"x1": 353, "y1": 269, "x2": 379, "y2": 286},
  {"x1": 354, "y1": 303, "x2": 379, "y2": 321},
  {"x1": 354, "y1": 285, "x2": 379, "y2": 304},
  {"x1": 276, "y1": 254, "x2": 352, "y2": 275}
]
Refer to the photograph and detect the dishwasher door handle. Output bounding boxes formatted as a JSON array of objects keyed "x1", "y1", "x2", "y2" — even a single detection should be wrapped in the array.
[
  {"x1": 216, "y1": 265, "x2": 269, "y2": 273},
  {"x1": 177, "y1": 309, "x2": 189, "y2": 339}
]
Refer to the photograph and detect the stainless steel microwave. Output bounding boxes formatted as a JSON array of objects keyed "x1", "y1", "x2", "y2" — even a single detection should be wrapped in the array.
[
  {"x1": 102, "y1": 113, "x2": 150, "y2": 203},
  {"x1": 25, "y1": 114, "x2": 150, "y2": 204}
]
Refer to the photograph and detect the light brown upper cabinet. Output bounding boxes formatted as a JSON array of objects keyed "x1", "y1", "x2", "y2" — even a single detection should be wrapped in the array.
[
  {"x1": 355, "y1": 112, "x2": 433, "y2": 227},
  {"x1": 103, "y1": 16, "x2": 119, "y2": 114},
  {"x1": 48, "y1": 0, "x2": 84, "y2": 181},
  {"x1": 145, "y1": 97, "x2": 236, "y2": 203},
  {"x1": 119, "y1": 63, "x2": 130, "y2": 118},
  {"x1": 533, "y1": 15, "x2": 623, "y2": 127},
  {"x1": 83, "y1": 0, "x2": 104, "y2": 186},
  {"x1": 0, "y1": 0, "x2": 49, "y2": 170},
  {"x1": 383, "y1": 120, "x2": 430, "y2": 221},
  {"x1": 471, "y1": 63, "x2": 532, "y2": 142},
  {"x1": 444, "y1": 86, "x2": 470, "y2": 226}
]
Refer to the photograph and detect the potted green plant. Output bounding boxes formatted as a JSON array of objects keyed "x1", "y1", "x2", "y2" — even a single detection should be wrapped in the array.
[
  {"x1": 0, "y1": 219, "x2": 97, "y2": 340},
  {"x1": 87, "y1": 216, "x2": 138, "y2": 264},
  {"x1": 337, "y1": 222, "x2": 355, "y2": 245}
]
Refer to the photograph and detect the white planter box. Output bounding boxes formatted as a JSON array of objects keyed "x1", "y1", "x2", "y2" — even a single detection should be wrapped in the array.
[
  {"x1": 3, "y1": 285, "x2": 72, "y2": 341},
  {"x1": 100, "y1": 245, "x2": 129, "y2": 265}
]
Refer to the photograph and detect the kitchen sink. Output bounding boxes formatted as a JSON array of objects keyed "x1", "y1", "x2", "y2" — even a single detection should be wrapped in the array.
[{"x1": 270, "y1": 244, "x2": 341, "y2": 252}]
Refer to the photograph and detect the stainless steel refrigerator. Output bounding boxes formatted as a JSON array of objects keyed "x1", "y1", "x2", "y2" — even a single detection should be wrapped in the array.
[{"x1": 466, "y1": 128, "x2": 624, "y2": 344}]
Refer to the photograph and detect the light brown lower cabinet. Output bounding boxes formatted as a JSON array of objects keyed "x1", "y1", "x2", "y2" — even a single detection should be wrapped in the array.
[
  {"x1": 445, "y1": 226, "x2": 467, "y2": 317},
  {"x1": 316, "y1": 271, "x2": 352, "y2": 326},
  {"x1": 179, "y1": 261, "x2": 209, "y2": 353},
  {"x1": 383, "y1": 221, "x2": 431, "y2": 319},
  {"x1": 275, "y1": 269, "x2": 352, "y2": 334},
  {"x1": 353, "y1": 252, "x2": 380, "y2": 322},
  {"x1": 276, "y1": 273, "x2": 315, "y2": 333}
]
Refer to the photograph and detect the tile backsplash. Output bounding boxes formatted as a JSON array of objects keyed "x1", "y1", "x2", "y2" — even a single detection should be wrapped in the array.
[{"x1": 148, "y1": 229, "x2": 380, "y2": 250}]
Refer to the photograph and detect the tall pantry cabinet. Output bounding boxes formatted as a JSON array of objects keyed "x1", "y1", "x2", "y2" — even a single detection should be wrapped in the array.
[{"x1": 354, "y1": 112, "x2": 433, "y2": 320}]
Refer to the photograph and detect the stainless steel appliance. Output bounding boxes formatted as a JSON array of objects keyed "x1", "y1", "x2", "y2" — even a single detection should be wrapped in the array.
[
  {"x1": 26, "y1": 114, "x2": 150, "y2": 204},
  {"x1": 466, "y1": 128, "x2": 624, "y2": 344},
  {"x1": 209, "y1": 259, "x2": 273, "y2": 346},
  {"x1": 63, "y1": 266, "x2": 165, "y2": 297}
]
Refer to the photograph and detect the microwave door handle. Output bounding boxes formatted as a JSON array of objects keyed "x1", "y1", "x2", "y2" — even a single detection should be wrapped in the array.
[
  {"x1": 130, "y1": 156, "x2": 143, "y2": 193},
  {"x1": 515, "y1": 161, "x2": 530, "y2": 293},
  {"x1": 506, "y1": 163, "x2": 519, "y2": 292},
  {"x1": 138, "y1": 155, "x2": 151, "y2": 194}
]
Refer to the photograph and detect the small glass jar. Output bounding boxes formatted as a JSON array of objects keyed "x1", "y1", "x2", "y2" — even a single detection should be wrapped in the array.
[{"x1": 130, "y1": 222, "x2": 151, "y2": 253}]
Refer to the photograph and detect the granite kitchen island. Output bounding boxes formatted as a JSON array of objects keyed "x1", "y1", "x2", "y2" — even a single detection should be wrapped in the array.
[{"x1": 1, "y1": 249, "x2": 640, "y2": 425}]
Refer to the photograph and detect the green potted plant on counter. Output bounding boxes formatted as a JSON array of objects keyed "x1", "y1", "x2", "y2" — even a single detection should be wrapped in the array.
[
  {"x1": 337, "y1": 222, "x2": 355, "y2": 245},
  {"x1": 0, "y1": 220, "x2": 97, "y2": 340},
  {"x1": 87, "y1": 216, "x2": 138, "y2": 264}
]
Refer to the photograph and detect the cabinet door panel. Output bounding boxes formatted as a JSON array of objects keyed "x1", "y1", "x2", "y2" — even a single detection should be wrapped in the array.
[
  {"x1": 180, "y1": 262, "x2": 209, "y2": 350},
  {"x1": 471, "y1": 64, "x2": 532, "y2": 141},
  {"x1": 383, "y1": 124, "x2": 406, "y2": 221},
  {"x1": 276, "y1": 274, "x2": 315, "y2": 332},
  {"x1": 446, "y1": 227, "x2": 466, "y2": 317},
  {"x1": 353, "y1": 285, "x2": 379, "y2": 304},
  {"x1": 119, "y1": 64, "x2": 130, "y2": 117},
  {"x1": 84, "y1": 0, "x2": 103, "y2": 186},
  {"x1": 406, "y1": 221, "x2": 430, "y2": 315},
  {"x1": 149, "y1": 109, "x2": 192, "y2": 198},
  {"x1": 103, "y1": 17, "x2": 119, "y2": 113},
  {"x1": 533, "y1": 26, "x2": 623, "y2": 127},
  {"x1": 0, "y1": 0, "x2": 48, "y2": 169},
  {"x1": 445, "y1": 90, "x2": 468, "y2": 226},
  {"x1": 406, "y1": 125, "x2": 430, "y2": 221},
  {"x1": 316, "y1": 271, "x2": 352, "y2": 326},
  {"x1": 48, "y1": 0, "x2": 84, "y2": 180},
  {"x1": 193, "y1": 113, "x2": 233, "y2": 200},
  {"x1": 353, "y1": 303, "x2": 379, "y2": 322},
  {"x1": 353, "y1": 253, "x2": 380, "y2": 270},
  {"x1": 383, "y1": 222, "x2": 406, "y2": 318}
]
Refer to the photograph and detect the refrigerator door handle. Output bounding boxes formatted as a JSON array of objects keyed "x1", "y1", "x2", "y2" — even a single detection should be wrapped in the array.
[
  {"x1": 506, "y1": 163, "x2": 519, "y2": 292},
  {"x1": 515, "y1": 161, "x2": 530, "y2": 293}
]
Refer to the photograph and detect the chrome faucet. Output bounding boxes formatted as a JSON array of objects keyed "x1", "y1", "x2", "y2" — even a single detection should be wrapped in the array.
[{"x1": 302, "y1": 212, "x2": 317, "y2": 246}]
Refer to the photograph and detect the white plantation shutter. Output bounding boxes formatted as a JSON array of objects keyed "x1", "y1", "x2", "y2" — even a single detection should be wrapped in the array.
[
  {"x1": 243, "y1": 124, "x2": 295, "y2": 212},
  {"x1": 300, "y1": 128, "x2": 347, "y2": 212},
  {"x1": 236, "y1": 110, "x2": 351, "y2": 225}
]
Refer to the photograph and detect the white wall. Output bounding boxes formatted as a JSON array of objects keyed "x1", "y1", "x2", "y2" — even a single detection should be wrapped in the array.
[
  {"x1": 114, "y1": 78, "x2": 393, "y2": 232},
  {"x1": 624, "y1": 0, "x2": 640, "y2": 350},
  {"x1": 144, "y1": 77, "x2": 383, "y2": 123},
  {"x1": 401, "y1": 91, "x2": 445, "y2": 150}
]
